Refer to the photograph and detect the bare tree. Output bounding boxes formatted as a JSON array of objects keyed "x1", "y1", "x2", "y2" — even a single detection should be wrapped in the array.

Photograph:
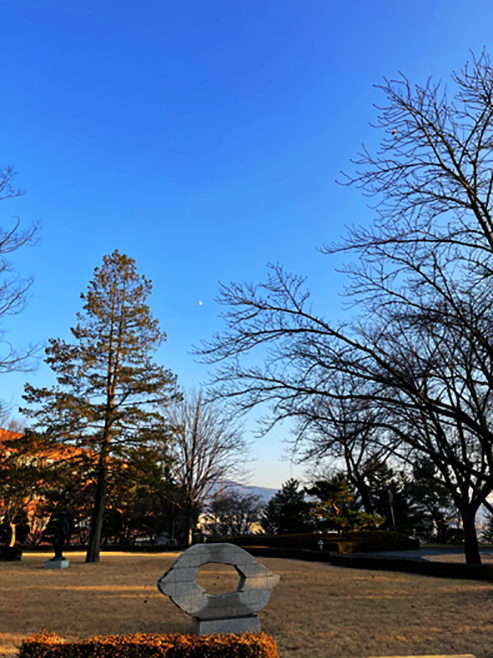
[
  {"x1": 205, "y1": 490, "x2": 263, "y2": 538},
  {"x1": 0, "y1": 165, "x2": 39, "y2": 551},
  {"x1": 0, "y1": 166, "x2": 39, "y2": 374},
  {"x1": 163, "y1": 389, "x2": 250, "y2": 546},
  {"x1": 199, "y1": 259, "x2": 493, "y2": 562},
  {"x1": 359, "y1": 297, "x2": 493, "y2": 561},
  {"x1": 329, "y1": 49, "x2": 493, "y2": 562},
  {"x1": 197, "y1": 52, "x2": 493, "y2": 564}
]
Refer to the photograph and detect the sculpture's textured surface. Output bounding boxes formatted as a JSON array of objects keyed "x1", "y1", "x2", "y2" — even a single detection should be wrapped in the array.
[{"x1": 157, "y1": 543, "x2": 279, "y2": 634}]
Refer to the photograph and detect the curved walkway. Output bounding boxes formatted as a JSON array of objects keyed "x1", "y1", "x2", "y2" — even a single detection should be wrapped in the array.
[{"x1": 357, "y1": 547, "x2": 493, "y2": 561}]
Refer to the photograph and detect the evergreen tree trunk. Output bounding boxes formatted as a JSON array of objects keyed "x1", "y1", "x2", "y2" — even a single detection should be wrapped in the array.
[
  {"x1": 462, "y1": 507, "x2": 481, "y2": 565},
  {"x1": 85, "y1": 459, "x2": 108, "y2": 563}
]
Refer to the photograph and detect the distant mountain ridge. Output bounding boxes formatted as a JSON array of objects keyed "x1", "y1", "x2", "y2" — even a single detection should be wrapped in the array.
[{"x1": 211, "y1": 480, "x2": 277, "y2": 502}]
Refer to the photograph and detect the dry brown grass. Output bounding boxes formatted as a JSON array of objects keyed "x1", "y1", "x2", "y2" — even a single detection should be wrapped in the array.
[{"x1": 1, "y1": 552, "x2": 492, "y2": 658}]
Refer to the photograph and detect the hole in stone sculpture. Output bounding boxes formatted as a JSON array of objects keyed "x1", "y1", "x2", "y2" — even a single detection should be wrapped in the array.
[{"x1": 195, "y1": 562, "x2": 241, "y2": 594}]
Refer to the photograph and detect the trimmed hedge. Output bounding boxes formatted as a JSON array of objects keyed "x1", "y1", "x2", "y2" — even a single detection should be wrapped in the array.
[
  {"x1": 241, "y1": 546, "x2": 332, "y2": 562},
  {"x1": 19, "y1": 632, "x2": 279, "y2": 658},
  {"x1": 20, "y1": 544, "x2": 186, "y2": 554},
  {"x1": 222, "y1": 531, "x2": 418, "y2": 554}
]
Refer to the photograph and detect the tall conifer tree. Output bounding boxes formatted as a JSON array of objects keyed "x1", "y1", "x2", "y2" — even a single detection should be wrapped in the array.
[{"x1": 22, "y1": 251, "x2": 178, "y2": 562}]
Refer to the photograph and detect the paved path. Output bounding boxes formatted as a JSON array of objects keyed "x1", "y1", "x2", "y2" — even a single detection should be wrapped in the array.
[{"x1": 357, "y1": 547, "x2": 493, "y2": 561}]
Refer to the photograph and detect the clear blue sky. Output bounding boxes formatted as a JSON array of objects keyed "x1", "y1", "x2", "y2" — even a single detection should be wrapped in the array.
[{"x1": 1, "y1": 0, "x2": 492, "y2": 488}]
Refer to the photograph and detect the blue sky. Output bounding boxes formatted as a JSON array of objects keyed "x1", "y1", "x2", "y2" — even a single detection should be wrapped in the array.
[{"x1": 1, "y1": 0, "x2": 493, "y2": 488}]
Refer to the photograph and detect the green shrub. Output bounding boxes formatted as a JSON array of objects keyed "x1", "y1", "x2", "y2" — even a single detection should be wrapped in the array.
[{"x1": 19, "y1": 631, "x2": 279, "y2": 658}]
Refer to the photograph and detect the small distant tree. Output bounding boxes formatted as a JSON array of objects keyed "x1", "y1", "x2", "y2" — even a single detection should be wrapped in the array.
[
  {"x1": 405, "y1": 458, "x2": 458, "y2": 543},
  {"x1": 361, "y1": 457, "x2": 418, "y2": 535},
  {"x1": 22, "y1": 251, "x2": 179, "y2": 562},
  {"x1": 37, "y1": 448, "x2": 96, "y2": 546},
  {"x1": 306, "y1": 475, "x2": 385, "y2": 534},
  {"x1": 261, "y1": 479, "x2": 313, "y2": 534},
  {"x1": 206, "y1": 491, "x2": 264, "y2": 538},
  {"x1": 102, "y1": 443, "x2": 176, "y2": 544}
]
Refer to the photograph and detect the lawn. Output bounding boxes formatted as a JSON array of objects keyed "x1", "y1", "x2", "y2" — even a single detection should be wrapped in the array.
[{"x1": 1, "y1": 551, "x2": 491, "y2": 658}]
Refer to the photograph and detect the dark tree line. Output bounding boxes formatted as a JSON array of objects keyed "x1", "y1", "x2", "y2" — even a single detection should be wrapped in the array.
[{"x1": 259, "y1": 468, "x2": 458, "y2": 542}]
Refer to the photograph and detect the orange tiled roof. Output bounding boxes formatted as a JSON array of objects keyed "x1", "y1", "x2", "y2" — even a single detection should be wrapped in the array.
[{"x1": 0, "y1": 428, "x2": 24, "y2": 442}]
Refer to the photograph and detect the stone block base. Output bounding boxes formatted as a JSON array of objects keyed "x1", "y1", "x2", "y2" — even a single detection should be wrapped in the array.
[
  {"x1": 193, "y1": 614, "x2": 260, "y2": 635},
  {"x1": 45, "y1": 558, "x2": 69, "y2": 569}
]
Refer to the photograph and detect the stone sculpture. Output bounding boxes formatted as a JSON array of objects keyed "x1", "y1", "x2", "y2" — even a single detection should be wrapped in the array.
[{"x1": 157, "y1": 543, "x2": 279, "y2": 635}]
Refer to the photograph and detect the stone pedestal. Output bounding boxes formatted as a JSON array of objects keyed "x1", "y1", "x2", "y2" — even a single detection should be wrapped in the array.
[
  {"x1": 45, "y1": 558, "x2": 69, "y2": 569},
  {"x1": 193, "y1": 614, "x2": 260, "y2": 635}
]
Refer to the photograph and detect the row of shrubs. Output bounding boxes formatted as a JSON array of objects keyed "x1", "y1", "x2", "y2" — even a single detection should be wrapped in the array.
[
  {"x1": 18, "y1": 530, "x2": 418, "y2": 556},
  {"x1": 223, "y1": 530, "x2": 419, "y2": 553},
  {"x1": 19, "y1": 632, "x2": 279, "y2": 658},
  {"x1": 17, "y1": 544, "x2": 185, "y2": 553}
]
